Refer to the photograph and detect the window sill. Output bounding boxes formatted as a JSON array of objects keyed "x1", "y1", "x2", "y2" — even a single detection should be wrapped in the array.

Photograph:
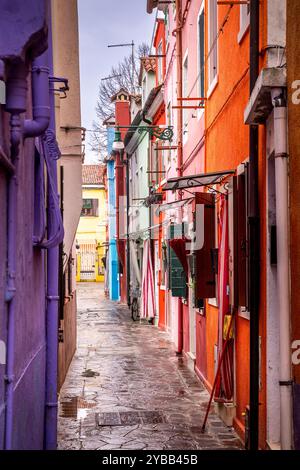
[
  {"x1": 208, "y1": 298, "x2": 218, "y2": 307},
  {"x1": 237, "y1": 22, "x2": 249, "y2": 44},
  {"x1": 238, "y1": 306, "x2": 250, "y2": 320},
  {"x1": 207, "y1": 74, "x2": 219, "y2": 99},
  {"x1": 197, "y1": 107, "x2": 204, "y2": 121}
]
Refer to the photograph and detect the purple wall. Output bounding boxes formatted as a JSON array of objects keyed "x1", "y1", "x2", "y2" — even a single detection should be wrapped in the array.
[
  {"x1": 0, "y1": 0, "x2": 52, "y2": 449},
  {"x1": 0, "y1": 76, "x2": 47, "y2": 451}
]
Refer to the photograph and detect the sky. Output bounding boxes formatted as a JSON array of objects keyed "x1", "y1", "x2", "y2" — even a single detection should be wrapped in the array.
[{"x1": 78, "y1": 0, "x2": 156, "y2": 163}]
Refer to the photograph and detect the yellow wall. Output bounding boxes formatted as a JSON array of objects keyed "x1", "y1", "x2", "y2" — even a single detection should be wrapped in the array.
[{"x1": 76, "y1": 186, "x2": 107, "y2": 282}]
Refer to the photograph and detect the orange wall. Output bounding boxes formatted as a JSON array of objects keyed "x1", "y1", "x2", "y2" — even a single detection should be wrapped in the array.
[{"x1": 204, "y1": 1, "x2": 268, "y2": 448}]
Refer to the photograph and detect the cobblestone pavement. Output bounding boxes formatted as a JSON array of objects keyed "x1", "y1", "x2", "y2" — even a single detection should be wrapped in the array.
[{"x1": 58, "y1": 283, "x2": 242, "y2": 450}]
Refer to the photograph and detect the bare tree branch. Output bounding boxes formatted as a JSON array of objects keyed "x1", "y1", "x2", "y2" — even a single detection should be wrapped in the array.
[{"x1": 90, "y1": 42, "x2": 150, "y2": 161}]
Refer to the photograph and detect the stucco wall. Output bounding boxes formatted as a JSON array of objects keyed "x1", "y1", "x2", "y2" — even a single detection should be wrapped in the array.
[
  {"x1": 52, "y1": 0, "x2": 82, "y2": 260},
  {"x1": 0, "y1": 90, "x2": 47, "y2": 450}
]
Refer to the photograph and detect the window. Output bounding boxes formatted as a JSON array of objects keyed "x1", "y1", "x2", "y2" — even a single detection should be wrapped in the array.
[
  {"x1": 238, "y1": 3, "x2": 250, "y2": 43},
  {"x1": 165, "y1": 9, "x2": 169, "y2": 46},
  {"x1": 236, "y1": 167, "x2": 249, "y2": 310},
  {"x1": 167, "y1": 102, "x2": 172, "y2": 164},
  {"x1": 228, "y1": 167, "x2": 249, "y2": 314},
  {"x1": 183, "y1": 53, "x2": 188, "y2": 141},
  {"x1": 142, "y1": 76, "x2": 147, "y2": 105},
  {"x1": 157, "y1": 41, "x2": 163, "y2": 84},
  {"x1": 198, "y1": 6, "x2": 205, "y2": 99},
  {"x1": 168, "y1": 223, "x2": 188, "y2": 299},
  {"x1": 81, "y1": 198, "x2": 98, "y2": 217},
  {"x1": 208, "y1": 0, "x2": 218, "y2": 91},
  {"x1": 194, "y1": 193, "x2": 216, "y2": 300},
  {"x1": 149, "y1": 140, "x2": 161, "y2": 187}
]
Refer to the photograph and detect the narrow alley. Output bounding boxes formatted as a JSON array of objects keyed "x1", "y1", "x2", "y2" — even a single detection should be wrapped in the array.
[{"x1": 58, "y1": 284, "x2": 242, "y2": 451}]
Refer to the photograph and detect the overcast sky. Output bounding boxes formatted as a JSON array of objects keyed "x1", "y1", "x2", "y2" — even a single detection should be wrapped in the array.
[{"x1": 78, "y1": 0, "x2": 155, "y2": 162}]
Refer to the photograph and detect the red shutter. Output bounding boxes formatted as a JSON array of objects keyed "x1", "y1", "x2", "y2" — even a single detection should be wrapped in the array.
[{"x1": 195, "y1": 192, "x2": 216, "y2": 299}]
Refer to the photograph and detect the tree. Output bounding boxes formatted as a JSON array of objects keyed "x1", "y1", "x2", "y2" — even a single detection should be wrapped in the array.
[{"x1": 90, "y1": 43, "x2": 150, "y2": 161}]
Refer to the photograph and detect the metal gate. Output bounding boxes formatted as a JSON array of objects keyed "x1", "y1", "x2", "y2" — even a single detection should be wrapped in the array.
[{"x1": 79, "y1": 241, "x2": 96, "y2": 281}]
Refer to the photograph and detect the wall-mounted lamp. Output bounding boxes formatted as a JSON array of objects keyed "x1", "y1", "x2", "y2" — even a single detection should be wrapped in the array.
[{"x1": 112, "y1": 127, "x2": 125, "y2": 151}]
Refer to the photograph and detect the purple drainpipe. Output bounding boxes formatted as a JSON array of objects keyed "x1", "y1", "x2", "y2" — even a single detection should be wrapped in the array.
[
  {"x1": 4, "y1": 52, "x2": 50, "y2": 449},
  {"x1": 44, "y1": 17, "x2": 60, "y2": 450}
]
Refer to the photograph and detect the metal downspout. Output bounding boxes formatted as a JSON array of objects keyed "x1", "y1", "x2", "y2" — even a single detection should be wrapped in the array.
[
  {"x1": 271, "y1": 88, "x2": 293, "y2": 449},
  {"x1": 44, "y1": 18, "x2": 60, "y2": 450},
  {"x1": 126, "y1": 156, "x2": 131, "y2": 307},
  {"x1": 249, "y1": 0, "x2": 260, "y2": 451},
  {"x1": 175, "y1": 0, "x2": 183, "y2": 355}
]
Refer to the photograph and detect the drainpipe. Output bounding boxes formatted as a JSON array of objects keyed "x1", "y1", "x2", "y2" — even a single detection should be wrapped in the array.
[
  {"x1": 271, "y1": 88, "x2": 292, "y2": 450},
  {"x1": 4, "y1": 61, "x2": 27, "y2": 450},
  {"x1": 115, "y1": 149, "x2": 122, "y2": 301},
  {"x1": 44, "y1": 18, "x2": 60, "y2": 450},
  {"x1": 23, "y1": 55, "x2": 50, "y2": 138},
  {"x1": 175, "y1": 0, "x2": 183, "y2": 354},
  {"x1": 126, "y1": 155, "x2": 131, "y2": 307},
  {"x1": 249, "y1": 0, "x2": 260, "y2": 451}
]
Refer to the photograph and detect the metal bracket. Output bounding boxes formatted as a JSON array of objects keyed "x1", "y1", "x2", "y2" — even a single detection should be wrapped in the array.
[
  {"x1": 49, "y1": 76, "x2": 69, "y2": 99},
  {"x1": 279, "y1": 380, "x2": 293, "y2": 386}
]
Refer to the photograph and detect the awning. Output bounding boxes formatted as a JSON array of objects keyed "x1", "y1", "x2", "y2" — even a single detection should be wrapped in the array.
[
  {"x1": 163, "y1": 170, "x2": 235, "y2": 191},
  {"x1": 156, "y1": 197, "x2": 193, "y2": 214}
]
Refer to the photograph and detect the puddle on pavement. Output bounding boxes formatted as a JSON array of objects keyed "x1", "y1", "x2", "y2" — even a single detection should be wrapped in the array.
[
  {"x1": 60, "y1": 396, "x2": 96, "y2": 419},
  {"x1": 81, "y1": 369, "x2": 100, "y2": 377}
]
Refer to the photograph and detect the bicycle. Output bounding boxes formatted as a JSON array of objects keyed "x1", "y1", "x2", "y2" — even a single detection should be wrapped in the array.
[{"x1": 130, "y1": 286, "x2": 141, "y2": 321}]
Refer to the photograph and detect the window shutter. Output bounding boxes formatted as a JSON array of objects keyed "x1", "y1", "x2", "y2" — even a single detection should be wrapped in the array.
[
  {"x1": 92, "y1": 199, "x2": 99, "y2": 216},
  {"x1": 195, "y1": 193, "x2": 216, "y2": 299},
  {"x1": 168, "y1": 223, "x2": 187, "y2": 298},
  {"x1": 228, "y1": 176, "x2": 238, "y2": 309},
  {"x1": 237, "y1": 169, "x2": 248, "y2": 308}
]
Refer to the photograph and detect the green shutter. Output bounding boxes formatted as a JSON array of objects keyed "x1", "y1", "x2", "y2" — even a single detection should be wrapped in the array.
[{"x1": 168, "y1": 223, "x2": 187, "y2": 298}]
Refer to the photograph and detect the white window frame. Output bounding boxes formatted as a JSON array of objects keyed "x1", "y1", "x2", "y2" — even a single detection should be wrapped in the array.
[
  {"x1": 197, "y1": 2, "x2": 205, "y2": 120},
  {"x1": 142, "y1": 76, "x2": 147, "y2": 106},
  {"x1": 207, "y1": 0, "x2": 218, "y2": 97},
  {"x1": 238, "y1": 3, "x2": 250, "y2": 44},
  {"x1": 157, "y1": 40, "x2": 163, "y2": 84},
  {"x1": 182, "y1": 50, "x2": 189, "y2": 144}
]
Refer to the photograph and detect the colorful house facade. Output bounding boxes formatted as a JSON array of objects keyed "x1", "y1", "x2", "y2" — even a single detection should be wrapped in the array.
[
  {"x1": 76, "y1": 165, "x2": 107, "y2": 282},
  {"x1": 0, "y1": 0, "x2": 82, "y2": 449},
  {"x1": 104, "y1": 117, "x2": 120, "y2": 301},
  {"x1": 141, "y1": 0, "x2": 294, "y2": 450}
]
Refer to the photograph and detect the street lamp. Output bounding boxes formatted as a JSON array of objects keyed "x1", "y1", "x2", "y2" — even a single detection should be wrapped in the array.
[
  {"x1": 112, "y1": 125, "x2": 174, "y2": 149},
  {"x1": 112, "y1": 127, "x2": 125, "y2": 152}
]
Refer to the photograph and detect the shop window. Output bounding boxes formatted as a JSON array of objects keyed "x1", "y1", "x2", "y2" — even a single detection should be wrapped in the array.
[{"x1": 81, "y1": 198, "x2": 98, "y2": 217}]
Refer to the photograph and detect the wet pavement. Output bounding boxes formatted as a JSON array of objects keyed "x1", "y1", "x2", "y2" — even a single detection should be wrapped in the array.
[{"x1": 58, "y1": 283, "x2": 242, "y2": 450}]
